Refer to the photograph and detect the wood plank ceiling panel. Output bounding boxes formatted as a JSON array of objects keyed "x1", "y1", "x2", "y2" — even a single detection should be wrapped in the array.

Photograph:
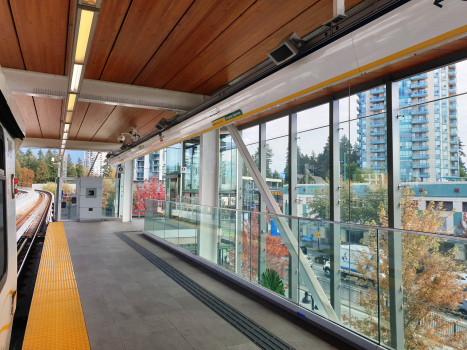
[
  {"x1": 33, "y1": 97, "x2": 62, "y2": 139},
  {"x1": 193, "y1": 0, "x2": 332, "y2": 95},
  {"x1": 84, "y1": 0, "x2": 132, "y2": 80},
  {"x1": 91, "y1": 106, "x2": 139, "y2": 142},
  {"x1": 346, "y1": 0, "x2": 365, "y2": 10},
  {"x1": 69, "y1": 102, "x2": 90, "y2": 140},
  {"x1": 235, "y1": 36, "x2": 467, "y2": 128},
  {"x1": 0, "y1": 0, "x2": 24, "y2": 69},
  {"x1": 64, "y1": 0, "x2": 75, "y2": 77},
  {"x1": 136, "y1": 111, "x2": 176, "y2": 139},
  {"x1": 98, "y1": 0, "x2": 193, "y2": 84},
  {"x1": 164, "y1": 0, "x2": 319, "y2": 93},
  {"x1": 75, "y1": 103, "x2": 115, "y2": 141},
  {"x1": 134, "y1": 0, "x2": 255, "y2": 88},
  {"x1": 10, "y1": 0, "x2": 69, "y2": 75},
  {"x1": 106, "y1": 109, "x2": 164, "y2": 143},
  {"x1": 14, "y1": 95, "x2": 41, "y2": 138}
]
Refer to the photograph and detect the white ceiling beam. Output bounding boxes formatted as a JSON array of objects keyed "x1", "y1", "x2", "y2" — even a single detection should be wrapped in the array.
[
  {"x1": 3, "y1": 68, "x2": 208, "y2": 112},
  {"x1": 21, "y1": 138, "x2": 122, "y2": 152}
]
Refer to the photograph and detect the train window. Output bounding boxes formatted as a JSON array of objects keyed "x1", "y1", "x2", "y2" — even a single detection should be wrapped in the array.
[{"x1": 0, "y1": 125, "x2": 6, "y2": 283}]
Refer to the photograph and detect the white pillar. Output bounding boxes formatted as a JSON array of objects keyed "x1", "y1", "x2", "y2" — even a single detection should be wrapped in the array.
[
  {"x1": 198, "y1": 129, "x2": 220, "y2": 263},
  {"x1": 122, "y1": 160, "x2": 134, "y2": 222}
]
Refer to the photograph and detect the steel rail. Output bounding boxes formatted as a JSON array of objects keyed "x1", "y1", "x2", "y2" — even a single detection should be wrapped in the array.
[{"x1": 17, "y1": 190, "x2": 52, "y2": 277}]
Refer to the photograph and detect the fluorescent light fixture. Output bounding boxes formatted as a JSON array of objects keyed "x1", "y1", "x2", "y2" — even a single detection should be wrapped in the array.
[
  {"x1": 62, "y1": 139, "x2": 66, "y2": 146},
  {"x1": 64, "y1": 123, "x2": 71, "y2": 133},
  {"x1": 70, "y1": 64, "x2": 83, "y2": 92},
  {"x1": 82, "y1": 0, "x2": 97, "y2": 5},
  {"x1": 75, "y1": 10, "x2": 94, "y2": 64},
  {"x1": 63, "y1": 132, "x2": 69, "y2": 140},
  {"x1": 67, "y1": 94, "x2": 77, "y2": 111},
  {"x1": 65, "y1": 111, "x2": 73, "y2": 123}
]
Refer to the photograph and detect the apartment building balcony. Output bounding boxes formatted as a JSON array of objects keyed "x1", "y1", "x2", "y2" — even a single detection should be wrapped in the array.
[
  {"x1": 371, "y1": 156, "x2": 386, "y2": 161},
  {"x1": 451, "y1": 147, "x2": 459, "y2": 153},
  {"x1": 411, "y1": 82, "x2": 427, "y2": 89},
  {"x1": 370, "y1": 131, "x2": 386, "y2": 136},
  {"x1": 412, "y1": 137, "x2": 429, "y2": 142},
  {"x1": 357, "y1": 135, "x2": 362, "y2": 142},
  {"x1": 370, "y1": 139, "x2": 386, "y2": 144},
  {"x1": 370, "y1": 87, "x2": 385, "y2": 94},
  {"x1": 411, "y1": 109, "x2": 428, "y2": 115},
  {"x1": 357, "y1": 119, "x2": 363, "y2": 126},
  {"x1": 412, "y1": 146, "x2": 429, "y2": 151},
  {"x1": 356, "y1": 99, "x2": 363, "y2": 104},
  {"x1": 370, "y1": 122, "x2": 385, "y2": 127},
  {"x1": 450, "y1": 130, "x2": 458, "y2": 135},
  {"x1": 411, "y1": 73, "x2": 427, "y2": 80},
  {"x1": 357, "y1": 129, "x2": 362, "y2": 134},
  {"x1": 371, "y1": 165, "x2": 386, "y2": 170},
  {"x1": 370, "y1": 105, "x2": 385, "y2": 111},
  {"x1": 449, "y1": 104, "x2": 457, "y2": 110},
  {"x1": 413, "y1": 164, "x2": 430, "y2": 169},
  {"x1": 370, "y1": 148, "x2": 386, "y2": 153},
  {"x1": 356, "y1": 144, "x2": 362, "y2": 149},
  {"x1": 450, "y1": 122, "x2": 457, "y2": 127},
  {"x1": 449, "y1": 68, "x2": 456, "y2": 76},
  {"x1": 411, "y1": 91, "x2": 428, "y2": 98},
  {"x1": 370, "y1": 113, "x2": 386, "y2": 119},
  {"x1": 449, "y1": 87, "x2": 457, "y2": 94},
  {"x1": 412, "y1": 127, "x2": 429, "y2": 133},
  {"x1": 450, "y1": 138, "x2": 458, "y2": 144},
  {"x1": 417, "y1": 174, "x2": 430, "y2": 178},
  {"x1": 370, "y1": 96, "x2": 385, "y2": 103},
  {"x1": 449, "y1": 78, "x2": 456, "y2": 84},
  {"x1": 357, "y1": 106, "x2": 363, "y2": 111},
  {"x1": 412, "y1": 155, "x2": 429, "y2": 160},
  {"x1": 451, "y1": 166, "x2": 459, "y2": 170},
  {"x1": 411, "y1": 119, "x2": 428, "y2": 125}
]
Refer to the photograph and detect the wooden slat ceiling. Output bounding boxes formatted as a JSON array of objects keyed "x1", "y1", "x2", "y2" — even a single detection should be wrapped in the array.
[{"x1": 2, "y1": 0, "x2": 368, "y2": 142}]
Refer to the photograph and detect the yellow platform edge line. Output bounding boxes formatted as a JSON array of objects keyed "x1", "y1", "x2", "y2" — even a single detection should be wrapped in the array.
[{"x1": 22, "y1": 222, "x2": 91, "y2": 350}]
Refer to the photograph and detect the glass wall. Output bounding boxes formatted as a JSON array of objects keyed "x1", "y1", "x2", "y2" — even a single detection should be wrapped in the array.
[
  {"x1": 102, "y1": 178, "x2": 120, "y2": 218},
  {"x1": 182, "y1": 139, "x2": 200, "y2": 202},
  {"x1": 219, "y1": 134, "x2": 237, "y2": 208},
  {"x1": 241, "y1": 126, "x2": 260, "y2": 211}
]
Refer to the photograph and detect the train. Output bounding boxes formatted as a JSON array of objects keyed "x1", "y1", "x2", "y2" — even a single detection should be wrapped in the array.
[{"x1": 0, "y1": 63, "x2": 26, "y2": 347}]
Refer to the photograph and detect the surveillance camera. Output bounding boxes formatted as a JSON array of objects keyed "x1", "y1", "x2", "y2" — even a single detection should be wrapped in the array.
[{"x1": 118, "y1": 135, "x2": 126, "y2": 144}]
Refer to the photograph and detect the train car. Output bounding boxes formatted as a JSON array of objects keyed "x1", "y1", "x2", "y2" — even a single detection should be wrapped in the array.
[{"x1": 0, "y1": 64, "x2": 26, "y2": 348}]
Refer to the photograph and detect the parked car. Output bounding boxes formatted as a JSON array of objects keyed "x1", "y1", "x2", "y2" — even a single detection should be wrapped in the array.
[
  {"x1": 458, "y1": 273, "x2": 467, "y2": 291},
  {"x1": 315, "y1": 254, "x2": 330, "y2": 264},
  {"x1": 458, "y1": 299, "x2": 467, "y2": 315}
]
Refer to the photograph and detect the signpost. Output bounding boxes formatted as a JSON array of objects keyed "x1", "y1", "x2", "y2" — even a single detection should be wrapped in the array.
[{"x1": 316, "y1": 231, "x2": 321, "y2": 249}]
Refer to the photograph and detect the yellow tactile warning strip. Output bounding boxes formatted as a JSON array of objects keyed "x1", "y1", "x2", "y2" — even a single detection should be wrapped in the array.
[{"x1": 22, "y1": 222, "x2": 90, "y2": 350}]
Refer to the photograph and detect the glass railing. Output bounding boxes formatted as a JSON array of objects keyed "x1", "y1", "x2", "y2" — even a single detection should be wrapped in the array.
[
  {"x1": 143, "y1": 199, "x2": 467, "y2": 350},
  {"x1": 102, "y1": 178, "x2": 120, "y2": 218}
]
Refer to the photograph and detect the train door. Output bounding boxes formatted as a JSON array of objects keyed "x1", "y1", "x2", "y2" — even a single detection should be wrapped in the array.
[{"x1": 167, "y1": 177, "x2": 178, "y2": 201}]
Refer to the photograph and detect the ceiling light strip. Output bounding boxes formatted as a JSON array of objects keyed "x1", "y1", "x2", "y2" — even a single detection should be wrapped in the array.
[{"x1": 60, "y1": 0, "x2": 101, "y2": 159}]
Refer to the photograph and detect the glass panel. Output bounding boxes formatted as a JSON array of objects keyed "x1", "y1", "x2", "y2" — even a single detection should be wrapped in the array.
[
  {"x1": 164, "y1": 202, "x2": 180, "y2": 246},
  {"x1": 219, "y1": 134, "x2": 237, "y2": 208},
  {"x1": 176, "y1": 202, "x2": 198, "y2": 254},
  {"x1": 297, "y1": 103, "x2": 329, "y2": 132},
  {"x1": 218, "y1": 207, "x2": 236, "y2": 273},
  {"x1": 266, "y1": 116, "x2": 288, "y2": 140},
  {"x1": 242, "y1": 126, "x2": 259, "y2": 145},
  {"x1": 152, "y1": 200, "x2": 166, "y2": 239},
  {"x1": 265, "y1": 136, "x2": 288, "y2": 213},
  {"x1": 182, "y1": 140, "x2": 200, "y2": 196},
  {"x1": 143, "y1": 199, "x2": 155, "y2": 234},
  {"x1": 236, "y1": 210, "x2": 252, "y2": 282},
  {"x1": 166, "y1": 143, "x2": 182, "y2": 175},
  {"x1": 102, "y1": 178, "x2": 119, "y2": 218},
  {"x1": 297, "y1": 125, "x2": 330, "y2": 220}
]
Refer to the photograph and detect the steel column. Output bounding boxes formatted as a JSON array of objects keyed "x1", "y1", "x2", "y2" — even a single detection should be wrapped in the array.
[
  {"x1": 386, "y1": 81, "x2": 404, "y2": 349},
  {"x1": 227, "y1": 123, "x2": 339, "y2": 322},
  {"x1": 329, "y1": 100, "x2": 342, "y2": 320},
  {"x1": 258, "y1": 124, "x2": 267, "y2": 278},
  {"x1": 122, "y1": 160, "x2": 134, "y2": 223},
  {"x1": 288, "y1": 114, "x2": 299, "y2": 303},
  {"x1": 235, "y1": 131, "x2": 244, "y2": 275}
]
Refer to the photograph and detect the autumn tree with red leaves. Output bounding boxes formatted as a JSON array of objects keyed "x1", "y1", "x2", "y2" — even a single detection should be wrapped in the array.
[
  {"x1": 132, "y1": 174, "x2": 165, "y2": 215},
  {"x1": 228, "y1": 211, "x2": 290, "y2": 285}
]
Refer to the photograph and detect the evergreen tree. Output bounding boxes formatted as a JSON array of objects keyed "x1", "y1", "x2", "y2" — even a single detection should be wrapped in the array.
[
  {"x1": 23, "y1": 148, "x2": 39, "y2": 172},
  {"x1": 15, "y1": 159, "x2": 22, "y2": 184},
  {"x1": 300, "y1": 169, "x2": 316, "y2": 184},
  {"x1": 75, "y1": 159, "x2": 84, "y2": 178},
  {"x1": 102, "y1": 161, "x2": 113, "y2": 178},
  {"x1": 35, "y1": 161, "x2": 50, "y2": 183},
  {"x1": 37, "y1": 149, "x2": 44, "y2": 161},
  {"x1": 16, "y1": 149, "x2": 24, "y2": 167},
  {"x1": 45, "y1": 150, "x2": 57, "y2": 181},
  {"x1": 67, "y1": 165, "x2": 77, "y2": 177},
  {"x1": 459, "y1": 137, "x2": 467, "y2": 178}
]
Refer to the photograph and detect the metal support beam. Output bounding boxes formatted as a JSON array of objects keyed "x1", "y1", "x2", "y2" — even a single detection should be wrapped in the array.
[
  {"x1": 21, "y1": 138, "x2": 122, "y2": 152},
  {"x1": 227, "y1": 123, "x2": 339, "y2": 322},
  {"x1": 386, "y1": 81, "x2": 404, "y2": 349},
  {"x1": 3, "y1": 68, "x2": 208, "y2": 112},
  {"x1": 329, "y1": 100, "x2": 342, "y2": 320},
  {"x1": 288, "y1": 113, "x2": 299, "y2": 303},
  {"x1": 235, "y1": 130, "x2": 244, "y2": 275},
  {"x1": 258, "y1": 124, "x2": 267, "y2": 278},
  {"x1": 333, "y1": 0, "x2": 345, "y2": 17}
]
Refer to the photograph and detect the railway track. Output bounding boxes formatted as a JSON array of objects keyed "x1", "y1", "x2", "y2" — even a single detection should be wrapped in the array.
[{"x1": 16, "y1": 190, "x2": 52, "y2": 277}]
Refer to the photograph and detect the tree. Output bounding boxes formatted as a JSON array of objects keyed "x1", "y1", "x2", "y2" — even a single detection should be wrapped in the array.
[
  {"x1": 102, "y1": 161, "x2": 114, "y2": 178},
  {"x1": 23, "y1": 148, "x2": 39, "y2": 173},
  {"x1": 67, "y1": 165, "x2": 77, "y2": 177},
  {"x1": 459, "y1": 137, "x2": 467, "y2": 177},
  {"x1": 259, "y1": 269, "x2": 285, "y2": 296},
  {"x1": 15, "y1": 159, "x2": 22, "y2": 185},
  {"x1": 76, "y1": 158, "x2": 84, "y2": 178},
  {"x1": 45, "y1": 150, "x2": 57, "y2": 181},
  {"x1": 244, "y1": 145, "x2": 274, "y2": 178},
  {"x1": 132, "y1": 174, "x2": 165, "y2": 215},
  {"x1": 35, "y1": 161, "x2": 50, "y2": 183},
  {"x1": 37, "y1": 149, "x2": 44, "y2": 162},
  {"x1": 343, "y1": 188, "x2": 467, "y2": 350},
  {"x1": 21, "y1": 168, "x2": 34, "y2": 187},
  {"x1": 307, "y1": 177, "x2": 387, "y2": 224},
  {"x1": 41, "y1": 182, "x2": 56, "y2": 195},
  {"x1": 300, "y1": 169, "x2": 316, "y2": 184}
]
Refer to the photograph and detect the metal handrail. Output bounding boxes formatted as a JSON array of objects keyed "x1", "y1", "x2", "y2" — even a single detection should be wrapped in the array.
[{"x1": 145, "y1": 199, "x2": 467, "y2": 242}]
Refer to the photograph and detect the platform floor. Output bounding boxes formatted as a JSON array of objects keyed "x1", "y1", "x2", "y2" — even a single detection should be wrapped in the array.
[{"x1": 65, "y1": 219, "x2": 351, "y2": 350}]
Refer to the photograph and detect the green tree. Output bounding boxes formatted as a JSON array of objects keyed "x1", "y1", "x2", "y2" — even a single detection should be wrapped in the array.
[
  {"x1": 243, "y1": 145, "x2": 273, "y2": 178},
  {"x1": 76, "y1": 157, "x2": 84, "y2": 177},
  {"x1": 459, "y1": 137, "x2": 467, "y2": 178},
  {"x1": 23, "y1": 148, "x2": 39, "y2": 172},
  {"x1": 67, "y1": 165, "x2": 77, "y2": 177},
  {"x1": 16, "y1": 149, "x2": 24, "y2": 168},
  {"x1": 44, "y1": 149, "x2": 57, "y2": 181},
  {"x1": 102, "y1": 161, "x2": 113, "y2": 178},
  {"x1": 35, "y1": 161, "x2": 50, "y2": 183},
  {"x1": 37, "y1": 149, "x2": 44, "y2": 162},
  {"x1": 300, "y1": 169, "x2": 316, "y2": 184}
]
